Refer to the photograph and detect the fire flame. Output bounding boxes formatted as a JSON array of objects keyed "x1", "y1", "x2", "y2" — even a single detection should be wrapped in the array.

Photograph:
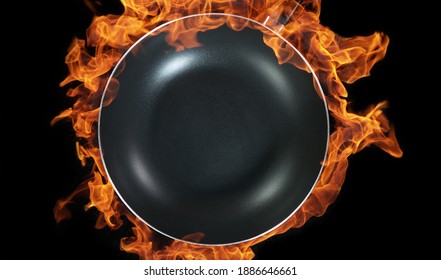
[{"x1": 52, "y1": 0, "x2": 403, "y2": 259}]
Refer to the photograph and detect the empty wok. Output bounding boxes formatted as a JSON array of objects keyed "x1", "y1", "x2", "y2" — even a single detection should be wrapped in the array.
[{"x1": 98, "y1": 13, "x2": 329, "y2": 245}]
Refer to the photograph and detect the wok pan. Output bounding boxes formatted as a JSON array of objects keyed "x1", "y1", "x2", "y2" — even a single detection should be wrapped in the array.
[{"x1": 98, "y1": 13, "x2": 329, "y2": 245}]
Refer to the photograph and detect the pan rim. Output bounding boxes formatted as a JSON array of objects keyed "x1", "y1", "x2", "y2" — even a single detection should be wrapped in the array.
[{"x1": 98, "y1": 12, "x2": 330, "y2": 246}]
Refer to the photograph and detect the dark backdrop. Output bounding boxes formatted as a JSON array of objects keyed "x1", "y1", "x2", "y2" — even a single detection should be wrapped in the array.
[{"x1": 2, "y1": 0, "x2": 438, "y2": 260}]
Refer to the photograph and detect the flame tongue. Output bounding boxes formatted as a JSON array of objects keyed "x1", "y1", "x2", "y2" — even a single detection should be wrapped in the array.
[{"x1": 53, "y1": 0, "x2": 402, "y2": 260}]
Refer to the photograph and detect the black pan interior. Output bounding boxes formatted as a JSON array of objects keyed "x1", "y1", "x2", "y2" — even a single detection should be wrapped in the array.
[{"x1": 99, "y1": 15, "x2": 329, "y2": 245}]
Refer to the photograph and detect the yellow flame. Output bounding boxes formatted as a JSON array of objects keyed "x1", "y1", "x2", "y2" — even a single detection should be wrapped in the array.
[{"x1": 52, "y1": 0, "x2": 402, "y2": 259}]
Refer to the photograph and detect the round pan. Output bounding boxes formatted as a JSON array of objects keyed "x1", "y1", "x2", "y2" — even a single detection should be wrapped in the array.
[{"x1": 99, "y1": 14, "x2": 329, "y2": 245}]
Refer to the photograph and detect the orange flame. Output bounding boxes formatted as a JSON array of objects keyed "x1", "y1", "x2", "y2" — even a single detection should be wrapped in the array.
[{"x1": 52, "y1": 0, "x2": 402, "y2": 259}]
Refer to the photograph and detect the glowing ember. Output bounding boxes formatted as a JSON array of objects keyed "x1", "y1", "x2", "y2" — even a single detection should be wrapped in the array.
[{"x1": 52, "y1": 0, "x2": 402, "y2": 259}]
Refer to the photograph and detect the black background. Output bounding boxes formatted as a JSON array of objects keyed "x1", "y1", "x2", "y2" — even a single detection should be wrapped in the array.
[{"x1": 2, "y1": 0, "x2": 438, "y2": 260}]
